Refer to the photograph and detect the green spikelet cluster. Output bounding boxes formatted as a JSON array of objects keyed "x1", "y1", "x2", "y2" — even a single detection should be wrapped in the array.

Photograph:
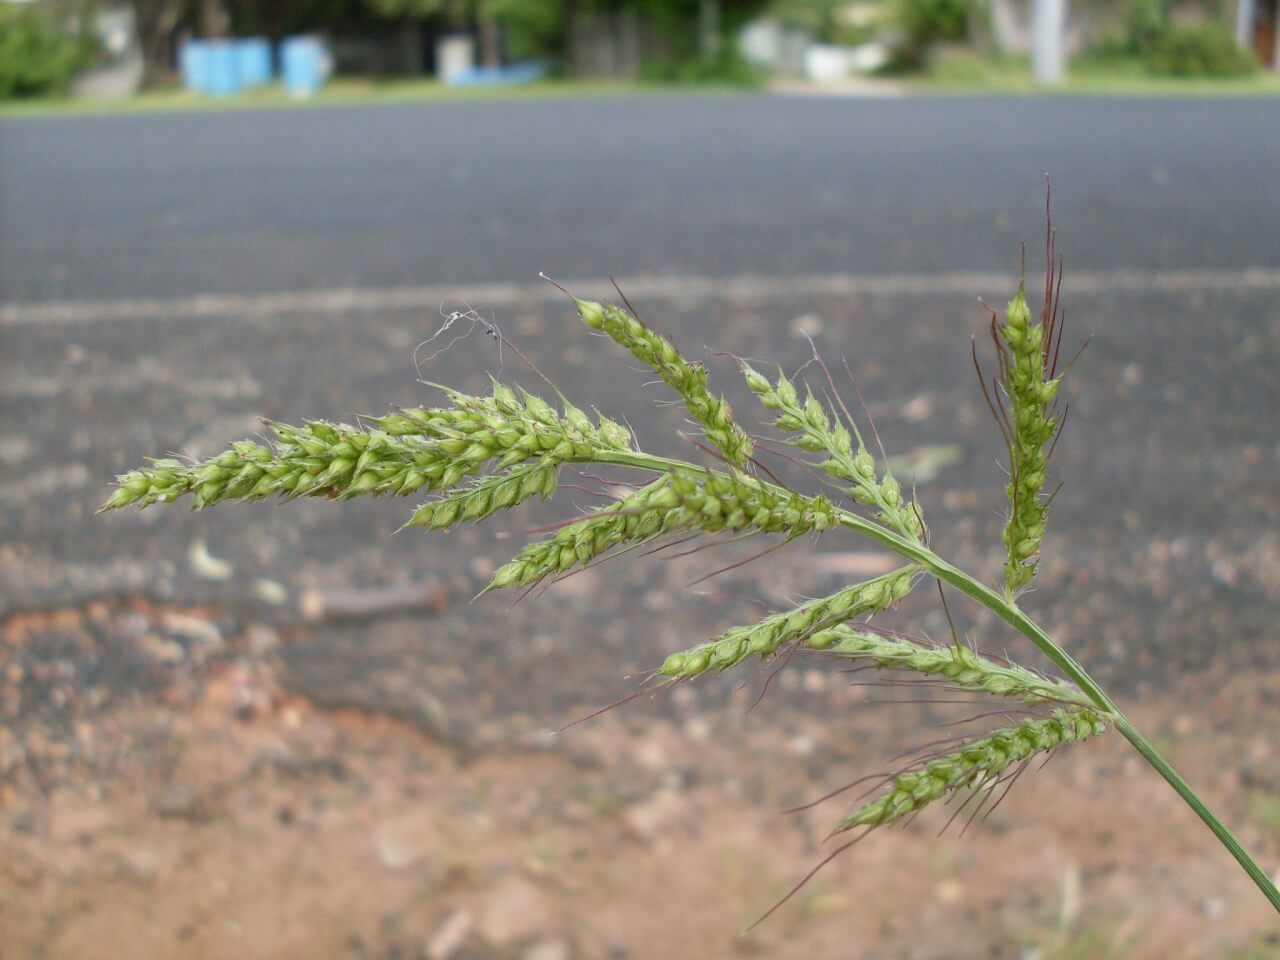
[
  {"x1": 101, "y1": 240, "x2": 1280, "y2": 917},
  {"x1": 486, "y1": 469, "x2": 838, "y2": 593},
  {"x1": 484, "y1": 477, "x2": 676, "y2": 591},
  {"x1": 741, "y1": 363, "x2": 924, "y2": 543},
  {"x1": 101, "y1": 428, "x2": 430, "y2": 512},
  {"x1": 996, "y1": 281, "x2": 1061, "y2": 598},
  {"x1": 102, "y1": 383, "x2": 633, "y2": 513},
  {"x1": 406, "y1": 460, "x2": 560, "y2": 531},
  {"x1": 576, "y1": 298, "x2": 753, "y2": 466},
  {"x1": 662, "y1": 468, "x2": 838, "y2": 536},
  {"x1": 805, "y1": 625, "x2": 1088, "y2": 705},
  {"x1": 657, "y1": 565, "x2": 918, "y2": 678},
  {"x1": 838, "y1": 708, "x2": 1106, "y2": 831}
]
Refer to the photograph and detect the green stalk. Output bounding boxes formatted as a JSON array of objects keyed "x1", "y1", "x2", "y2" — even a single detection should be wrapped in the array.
[
  {"x1": 843, "y1": 514, "x2": 1280, "y2": 912},
  {"x1": 1113, "y1": 716, "x2": 1280, "y2": 913},
  {"x1": 590, "y1": 447, "x2": 1280, "y2": 912}
]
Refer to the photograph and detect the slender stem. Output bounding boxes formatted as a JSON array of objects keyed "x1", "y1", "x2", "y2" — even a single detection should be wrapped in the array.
[
  {"x1": 1114, "y1": 716, "x2": 1280, "y2": 911},
  {"x1": 841, "y1": 513, "x2": 1280, "y2": 910},
  {"x1": 590, "y1": 447, "x2": 1280, "y2": 912}
]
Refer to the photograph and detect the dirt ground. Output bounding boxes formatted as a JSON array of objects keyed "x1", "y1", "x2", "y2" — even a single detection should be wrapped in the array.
[
  {"x1": 3, "y1": 595, "x2": 1280, "y2": 960},
  {"x1": 3, "y1": 287, "x2": 1279, "y2": 959}
]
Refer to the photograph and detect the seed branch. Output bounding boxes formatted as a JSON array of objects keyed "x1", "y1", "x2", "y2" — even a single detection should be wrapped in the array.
[
  {"x1": 838, "y1": 709, "x2": 1106, "y2": 831},
  {"x1": 486, "y1": 466, "x2": 838, "y2": 593},
  {"x1": 989, "y1": 236, "x2": 1067, "y2": 598},
  {"x1": 741, "y1": 362, "x2": 924, "y2": 542},
  {"x1": 485, "y1": 476, "x2": 678, "y2": 591},
  {"x1": 406, "y1": 460, "x2": 561, "y2": 531},
  {"x1": 658, "y1": 565, "x2": 918, "y2": 679},
  {"x1": 574, "y1": 297, "x2": 753, "y2": 466},
  {"x1": 808, "y1": 625, "x2": 1090, "y2": 706},
  {"x1": 102, "y1": 384, "x2": 634, "y2": 513}
]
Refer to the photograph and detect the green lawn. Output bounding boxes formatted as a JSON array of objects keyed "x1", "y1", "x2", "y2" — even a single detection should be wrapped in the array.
[
  {"x1": 910, "y1": 51, "x2": 1280, "y2": 96},
  {"x1": 0, "y1": 76, "x2": 689, "y2": 118}
]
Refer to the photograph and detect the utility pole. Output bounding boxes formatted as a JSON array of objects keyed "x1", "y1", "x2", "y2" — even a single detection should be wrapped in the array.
[
  {"x1": 1031, "y1": 0, "x2": 1067, "y2": 86},
  {"x1": 1234, "y1": 0, "x2": 1254, "y2": 50}
]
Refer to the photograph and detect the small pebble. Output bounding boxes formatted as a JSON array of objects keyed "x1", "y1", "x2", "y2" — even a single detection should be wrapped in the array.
[
  {"x1": 802, "y1": 669, "x2": 827, "y2": 693},
  {"x1": 188, "y1": 539, "x2": 233, "y2": 581},
  {"x1": 426, "y1": 909, "x2": 473, "y2": 960},
  {"x1": 152, "y1": 783, "x2": 207, "y2": 821},
  {"x1": 479, "y1": 876, "x2": 551, "y2": 945},
  {"x1": 245, "y1": 624, "x2": 281, "y2": 657},
  {"x1": 523, "y1": 939, "x2": 570, "y2": 960},
  {"x1": 683, "y1": 716, "x2": 711, "y2": 742},
  {"x1": 787, "y1": 734, "x2": 818, "y2": 758},
  {"x1": 252, "y1": 579, "x2": 288, "y2": 606},
  {"x1": 160, "y1": 612, "x2": 222, "y2": 649},
  {"x1": 936, "y1": 879, "x2": 963, "y2": 903},
  {"x1": 901, "y1": 394, "x2": 932, "y2": 422}
]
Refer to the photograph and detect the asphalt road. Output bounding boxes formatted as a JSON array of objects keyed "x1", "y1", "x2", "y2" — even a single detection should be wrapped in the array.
[
  {"x1": 3, "y1": 94, "x2": 1280, "y2": 303},
  {"x1": 2, "y1": 93, "x2": 1279, "y2": 744}
]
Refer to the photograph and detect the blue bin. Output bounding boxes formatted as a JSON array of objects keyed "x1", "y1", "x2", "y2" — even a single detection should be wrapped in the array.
[
  {"x1": 180, "y1": 37, "x2": 273, "y2": 96},
  {"x1": 203, "y1": 41, "x2": 242, "y2": 96},
  {"x1": 236, "y1": 37, "x2": 273, "y2": 87},
  {"x1": 281, "y1": 36, "x2": 328, "y2": 96},
  {"x1": 180, "y1": 40, "x2": 209, "y2": 93},
  {"x1": 445, "y1": 60, "x2": 547, "y2": 87}
]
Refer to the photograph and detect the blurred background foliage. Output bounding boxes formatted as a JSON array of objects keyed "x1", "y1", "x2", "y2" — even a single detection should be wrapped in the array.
[
  {"x1": 0, "y1": 0, "x2": 1267, "y2": 99},
  {"x1": 0, "y1": 2, "x2": 99, "y2": 98},
  {"x1": 1081, "y1": 0, "x2": 1258, "y2": 76}
]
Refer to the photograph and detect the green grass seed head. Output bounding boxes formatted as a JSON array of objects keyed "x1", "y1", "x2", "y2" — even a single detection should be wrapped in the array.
[
  {"x1": 108, "y1": 241, "x2": 1280, "y2": 918},
  {"x1": 811, "y1": 625, "x2": 1089, "y2": 704},
  {"x1": 739, "y1": 362, "x2": 925, "y2": 543},
  {"x1": 484, "y1": 476, "x2": 678, "y2": 591},
  {"x1": 992, "y1": 238, "x2": 1071, "y2": 599},
  {"x1": 657, "y1": 565, "x2": 919, "y2": 678},
  {"x1": 838, "y1": 709, "x2": 1106, "y2": 831},
  {"x1": 573, "y1": 297, "x2": 753, "y2": 466},
  {"x1": 665, "y1": 468, "x2": 838, "y2": 536},
  {"x1": 102, "y1": 383, "x2": 637, "y2": 516}
]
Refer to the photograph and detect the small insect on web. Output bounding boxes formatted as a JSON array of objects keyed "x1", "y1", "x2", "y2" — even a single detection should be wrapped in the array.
[{"x1": 414, "y1": 300, "x2": 504, "y2": 380}]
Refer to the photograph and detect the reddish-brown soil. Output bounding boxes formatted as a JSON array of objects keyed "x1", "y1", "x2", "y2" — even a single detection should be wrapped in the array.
[{"x1": 4, "y1": 626, "x2": 1280, "y2": 960}]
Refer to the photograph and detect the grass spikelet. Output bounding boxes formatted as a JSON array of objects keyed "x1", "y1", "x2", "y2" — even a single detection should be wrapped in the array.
[
  {"x1": 805, "y1": 625, "x2": 1090, "y2": 705},
  {"x1": 741, "y1": 362, "x2": 924, "y2": 542},
  {"x1": 406, "y1": 460, "x2": 560, "y2": 531},
  {"x1": 663, "y1": 466, "x2": 838, "y2": 535},
  {"x1": 484, "y1": 476, "x2": 678, "y2": 591},
  {"x1": 837, "y1": 708, "x2": 1106, "y2": 831},
  {"x1": 485, "y1": 468, "x2": 839, "y2": 593},
  {"x1": 102, "y1": 385, "x2": 634, "y2": 513},
  {"x1": 574, "y1": 297, "x2": 753, "y2": 466},
  {"x1": 657, "y1": 565, "x2": 918, "y2": 678},
  {"x1": 986, "y1": 209, "x2": 1070, "y2": 599}
]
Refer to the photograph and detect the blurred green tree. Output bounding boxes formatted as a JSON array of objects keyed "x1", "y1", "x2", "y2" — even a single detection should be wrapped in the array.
[
  {"x1": 0, "y1": 3, "x2": 95, "y2": 98},
  {"x1": 889, "y1": 0, "x2": 968, "y2": 68}
]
